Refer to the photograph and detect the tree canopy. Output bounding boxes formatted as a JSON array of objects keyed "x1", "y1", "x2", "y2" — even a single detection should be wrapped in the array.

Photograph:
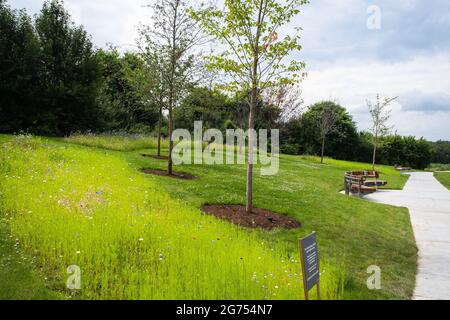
[
  {"x1": 1, "y1": 0, "x2": 100, "y2": 135},
  {"x1": 282, "y1": 101, "x2": 360, "y2": 160}
]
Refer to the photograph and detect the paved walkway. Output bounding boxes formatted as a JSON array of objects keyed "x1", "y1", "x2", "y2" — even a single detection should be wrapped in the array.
[{"x1": 365, "y1": 172, "x2": 450, "y2": 300}]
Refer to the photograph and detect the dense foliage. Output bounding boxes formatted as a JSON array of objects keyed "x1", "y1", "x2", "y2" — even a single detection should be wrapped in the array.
[
  {"x1": 175, "y1": 87, "x2": 283, "y2": 132},
  {"x1": 378, "y1": 135, "x2": 432, "y2": 170},
  {"x1": 281, "y1": 101, "x2": 359, "y2": 160},
  {"x1": 96, "y1": 48, "x2": 160, "y2": 133},
  {"x1": 0, "y1": 0, "x2": 43, "y2": 133},
  {"x1": 0, "y1": 0, "x2": 100, "y2": 135},
  {"x1": 430, "y1": 141, "x2": 450, "y2": 164}
]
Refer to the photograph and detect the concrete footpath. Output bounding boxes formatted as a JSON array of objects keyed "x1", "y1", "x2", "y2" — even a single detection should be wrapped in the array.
[{"x1": 365, "y1": 172, "x2": 450, "y2": 300}]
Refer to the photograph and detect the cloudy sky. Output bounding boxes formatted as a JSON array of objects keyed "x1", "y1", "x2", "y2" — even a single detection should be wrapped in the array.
[{"x1": 10, "y1": 0, "x2": 450, "y2": 141}]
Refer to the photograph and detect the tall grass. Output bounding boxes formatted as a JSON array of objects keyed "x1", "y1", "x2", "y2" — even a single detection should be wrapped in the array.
[
  {"x1": 65, "y1": 133, "x2": 169, "y2": 151},
  {"x1": 0, "y1": 135, "x2": 344, "y2": 299},
  {"x1": 65, "y1": 133, "x2": 242, "y2": 155}
]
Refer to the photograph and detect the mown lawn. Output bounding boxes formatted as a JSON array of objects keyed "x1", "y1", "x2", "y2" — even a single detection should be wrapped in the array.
[
  {"x1": 0, "y1": 134, "x2": 417, "y2": 300},
  {"x1": 435, "y1": 172, "x2": 450, "y2": 190}
]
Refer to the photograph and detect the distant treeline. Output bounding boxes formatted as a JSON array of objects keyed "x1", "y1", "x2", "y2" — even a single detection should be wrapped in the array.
[
  {"x1": 280, "y1": 103, "x2": 448, "y2": 170},
  {"x1": 1, "y1": 0, "x2": 448, "y2": 169}
]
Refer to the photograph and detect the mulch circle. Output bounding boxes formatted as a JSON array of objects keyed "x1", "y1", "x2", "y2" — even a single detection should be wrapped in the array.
[
  {"x1": 141, "y1": 168, "x2": 197, "y2": 180},
  {"x1": 141, "y1": 154, "x2": 169, "y2": 161},
  {"x1": 201, "y1": 205, "x2": 301, "y2": 231}
]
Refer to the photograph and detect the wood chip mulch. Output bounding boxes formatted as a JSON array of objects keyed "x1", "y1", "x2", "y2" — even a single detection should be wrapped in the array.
[{"x1": 201, "y1": 204, "x2": 301, "y2": 231}]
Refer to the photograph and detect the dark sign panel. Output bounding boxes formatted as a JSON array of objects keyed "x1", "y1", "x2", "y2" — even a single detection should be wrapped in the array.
[{"x1": 300, "y1": 233, "x2": 320, "y2": 292}]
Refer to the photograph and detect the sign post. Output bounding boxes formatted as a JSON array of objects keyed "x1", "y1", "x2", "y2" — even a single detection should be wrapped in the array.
[{"x1": 299, "y1": 232, "x2": 320, "y2": 300}]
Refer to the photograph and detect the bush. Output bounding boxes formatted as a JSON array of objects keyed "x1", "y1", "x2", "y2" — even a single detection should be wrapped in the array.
[
  {"x1": 379, "y1": 135, "x2": 432, "y2": 170},
  {"x1": 430, "y1": 141, "x2": 450, "y2": 164},
  {"x1": 280, "y1": 144, "x2": 300, "y2": 155}
]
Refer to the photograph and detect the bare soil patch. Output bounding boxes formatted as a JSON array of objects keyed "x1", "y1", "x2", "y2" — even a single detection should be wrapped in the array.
[
  {"x1": 141, "y1": 168, "x2": 196, "y2": 180},
  {"x1": 141, "y1": 154, "x2": 169, "y2": 161},
  {"x1": 201, "y1": 205, "x2": 301, "y2": 231}
]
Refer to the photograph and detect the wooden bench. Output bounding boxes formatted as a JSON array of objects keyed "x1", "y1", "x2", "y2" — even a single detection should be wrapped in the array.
[
  {"x1": 363, "y1": 180, "x2": 387, "y2": 187},
  {"x1": 344, "y1": 171, "x2": 387, "y2": 197}
]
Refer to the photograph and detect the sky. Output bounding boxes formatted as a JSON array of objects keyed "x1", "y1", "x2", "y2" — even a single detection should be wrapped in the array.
[{"x1": 9, "y1": 0, "x2": 450, "y2": 141}]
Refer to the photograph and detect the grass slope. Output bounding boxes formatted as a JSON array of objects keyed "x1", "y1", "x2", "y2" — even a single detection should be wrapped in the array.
[
  {"x1": 0, "y1": 135, "x2": 343, "y2": 300},
  {"x1": 1, "y1": 134, "x2": 417, "y2": 300},
  {"x1": 65, "y1": 134, "x2": 416, "y2": 299},
  {"x1": 435, "y1": 172, "x2": 450, "y2": 190}
]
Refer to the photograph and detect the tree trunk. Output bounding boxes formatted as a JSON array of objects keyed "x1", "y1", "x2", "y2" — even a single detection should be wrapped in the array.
[
  {"x1": 167, "y1": 0, "x2": 178, "y2": 176},
  {"x1": 246, "y1": 88, "x2": 257, "y2": 214},
  {"x1": 157, "y1": 106, "x2": 162, "y2": 157},
  {"x1": 168, "y1": 106, "x2": 174, "y2": 175},
  {"x1": 372, "y1": 140, "x2": 377, "y2": 171},
  {"x1": 245, "y1": 0, "x2": 264, "y2": 214},
  {"x1": 321, "y1": 135, "x2": 326, "y2": 164}
]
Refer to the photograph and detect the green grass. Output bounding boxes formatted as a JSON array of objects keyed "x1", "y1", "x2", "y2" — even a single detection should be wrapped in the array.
[
  {"x1": 65, "y1": 133, "x2": 169, "y2": 151},
  {"x1": 0, "y1": 134, "x2": 417, "y2": 300},
  {"x1": 65, "y1": 134, "x2": 416, "y2": 300},
  {"x1": 0, "y1": 135, "x2": 344, "y2": 300},
  {"x1": 295, "y1": 156, "x2": 408, "y2": 190},
  {"x1": 0, "y1": 134, "x2": 11, "y2": 144},
  {"x1": 435, "y1": 172, "x2": 450, "y2": 190},
  {"x1": 0, "y1": 219, "x2": 63, "y2": 300}
]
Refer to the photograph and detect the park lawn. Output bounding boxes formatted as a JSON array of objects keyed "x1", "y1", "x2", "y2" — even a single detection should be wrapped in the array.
[
  {"x1": 435, "y1": 172, "x2": 450, "y2": 190},
  {"x1": 294, "y1": 155, "x2": 408, "y2": 190},
  {"x1": 130, "y1": 151, "x2": 415, "y2": 300},
  {"x1": 66, "y1": 134, "x2": 416, "y2": 300},
  {"x1": 0, "y1": 135, "x2": 344, "y2": 300},
  {"x1": 0, "y1": 134, "x2": 417, "y2": 300}
]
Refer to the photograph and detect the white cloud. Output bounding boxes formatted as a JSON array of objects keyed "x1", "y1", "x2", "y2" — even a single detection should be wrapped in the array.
[
  {"x1": 63, "y1": 0, "x2": 152, "y2": 50},
  {"x1": 11, "y1": 0, "x2": 153, "y2": 50},
  {"x1": 65, "y1": 1, "x2": 81, "y2": 25},
  {"x1": 301, "y1": 53, "x2": 450, "y2": 140}
]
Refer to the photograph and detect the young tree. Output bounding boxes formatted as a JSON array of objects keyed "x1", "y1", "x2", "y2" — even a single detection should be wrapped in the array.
[
  {"x1": 193, "y1": 0, "x2": 308, "y2": 213},
  {"x1": 141, "y1": 0, "x2": 207, "y2": 174},
  {"x1": 367, "y1": 94, "x2": 397, "y2": 170},
  {"x1": 138, "y1": 39, "x2": 168, "y2": 156},
  {"x1": 153, "y1": 56, "x2": 167, "y2": 158},
  {"x1": 318, "y1": 104, "x2": 338, "y2": 164}
]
